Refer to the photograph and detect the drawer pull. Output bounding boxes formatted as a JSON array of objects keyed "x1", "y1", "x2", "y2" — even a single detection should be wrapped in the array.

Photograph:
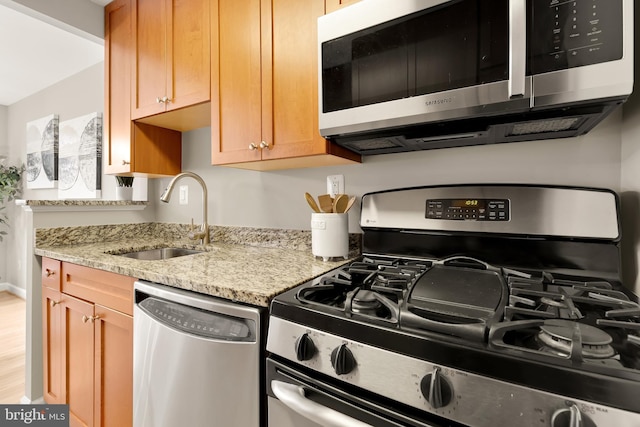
[
  {"x1": 50, "y1": 300, "x2": 60, "y2": 307},
  {"x1": 82, "y1": 315, "x2": 100, "y2": 324},
  {"x1": 45, "y1": 269, "x2": 56, "y2": 277}
]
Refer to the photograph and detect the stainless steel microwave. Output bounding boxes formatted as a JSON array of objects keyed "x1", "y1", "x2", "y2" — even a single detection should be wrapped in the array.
[{"x1": 318, "y1": 0, "x2": 633, "y2": 155}]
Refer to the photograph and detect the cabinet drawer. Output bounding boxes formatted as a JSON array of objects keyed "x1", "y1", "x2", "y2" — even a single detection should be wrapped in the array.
[
  {"x1": 42, "y1": 258, "x2": 62, "y2": 291},
  {"x1": 61, "y1": 263, "x2": 135, "y2": 316}
]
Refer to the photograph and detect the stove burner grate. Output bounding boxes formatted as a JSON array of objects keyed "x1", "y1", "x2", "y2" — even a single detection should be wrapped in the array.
[
  {"x1": 295, "y1": 256, "x2": 431, "y2": 324},
  {"x1": 537, "y1": 319, "x2": 616, "y2": 359}
]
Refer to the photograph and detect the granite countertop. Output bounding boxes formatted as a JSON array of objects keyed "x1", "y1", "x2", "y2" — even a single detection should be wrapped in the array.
[{"x1": 34, "y1": 223, "x2": 360, "y2": 307}]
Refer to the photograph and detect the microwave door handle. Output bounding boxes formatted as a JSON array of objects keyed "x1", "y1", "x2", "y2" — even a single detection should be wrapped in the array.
[
  {"x1": 271, "y1": 380, "x2": 373, "y2": 427},
  {"x1": 508, "y1": 0, "x2": 527, "y2": 98}
]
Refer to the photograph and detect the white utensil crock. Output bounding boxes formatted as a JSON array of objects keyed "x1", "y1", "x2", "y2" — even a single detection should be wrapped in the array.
[{"x1": 311, "y1": 213, "x2": 348, "y2": 261}]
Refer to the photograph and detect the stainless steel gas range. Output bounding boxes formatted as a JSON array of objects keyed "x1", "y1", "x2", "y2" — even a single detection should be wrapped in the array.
[{"x1": 266, "y1": 184, "x2": 640, "y2": 427}]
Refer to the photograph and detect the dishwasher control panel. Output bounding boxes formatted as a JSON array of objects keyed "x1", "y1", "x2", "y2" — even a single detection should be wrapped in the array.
[{"x1": 139, "y1": 297, "x2": 253, "y2": 341}]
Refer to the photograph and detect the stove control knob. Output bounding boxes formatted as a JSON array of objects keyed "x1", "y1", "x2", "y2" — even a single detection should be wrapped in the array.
[
  {"x1": 420, "y1": 367, "x2": 452, "y2": 409},
  {"x1": 551, "y1": 404, "x2": 596, "y2": 427},
  {"x1": 330, "y1": 344, "x2": 356, "y2": 375},
  {"x1": 294, "y1": 333, "x2": 316, "y2": 361}
]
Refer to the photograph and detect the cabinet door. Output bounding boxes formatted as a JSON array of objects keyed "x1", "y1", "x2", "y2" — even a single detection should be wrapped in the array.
[
  {"x1": 94, "y1": 305, "x2": 133, "y2": 427},
  {"x1": 261, "y1": 0, "x2": 331, "y2": 161},
  {"x1": 131, "y1": 0, "x2": 169, "y2": 119},
  {"x1": 63, "y1": 295, "x2": 95, "y2": 427},
  {"x1": 104, "y1": 0, "x2": 134, "y2": 175},
  {"x1": 133, "y1": 0, "x2": 210, "y2": 119},
  {"x1": 42, "y1": 286, "x2": 64, "y2": 404},
  {"x1": 167, "y1": 0, "x2": 211, "y2": 111},
  {"x1": 211, "y1": 0, "x2": 361, "y2": 169},
  {"x1": 211, "y1": 0, "x2": 263, "y2": 164},
  {"x1": 325, "y1": 0, "x2": 361, "y2": 13}
]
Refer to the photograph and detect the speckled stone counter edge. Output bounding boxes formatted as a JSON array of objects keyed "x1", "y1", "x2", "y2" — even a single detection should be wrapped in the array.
[
  {"x1": 20, "y1": 200, "x2": 148, "y2": 207},
  {"x1": 34, "y1": 223, "x2": 361, "y2": 307},
  {"x1": 35, "y1": 222, "x2": 362, "y2": 254}
]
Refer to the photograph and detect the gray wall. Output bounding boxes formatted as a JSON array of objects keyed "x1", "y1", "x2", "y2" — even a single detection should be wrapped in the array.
[
  {"x1": 5, "y1": 62, "x2": 154, "y2": 403},
  {"x1": 154, "y1": 111, "x2": 622, "y2": 236},
  {"x1": 6, "y1": 62, "x2": 155, "y2": 290},
  {"x1": 1, "y1": 0, "x2": 104, "y2": 43},
  {"x1": 0, "y1": 105, "x2": 7, "y2": 151},
  {"x1": 3, "y1": 60, "x2": 633, "y2": 297},
  {"x1": 0, "y1": 104, "x2": 7, "y2": 282}
]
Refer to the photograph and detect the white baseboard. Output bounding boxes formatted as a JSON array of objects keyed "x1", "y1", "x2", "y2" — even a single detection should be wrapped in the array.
[
  {"x1": 0, "y1": 282, "x2": 27, "y2": 299},
  {"x1": 20, "y1": 396, "x2": 45, "y2": 404}
]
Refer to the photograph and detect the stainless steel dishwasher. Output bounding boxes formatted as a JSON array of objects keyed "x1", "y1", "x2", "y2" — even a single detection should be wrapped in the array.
[{"x1": 133, "y1": 280, "x2": 265, "y2": 427}]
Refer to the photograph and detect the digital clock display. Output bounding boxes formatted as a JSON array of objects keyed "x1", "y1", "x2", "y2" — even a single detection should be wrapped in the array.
[{"x1": 449, "y1": 199, "x2": 485, "y2": 209}]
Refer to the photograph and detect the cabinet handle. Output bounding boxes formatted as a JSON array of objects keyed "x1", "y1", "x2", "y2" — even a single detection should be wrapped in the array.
[
  {"x1": 122, "y1": 160, "x2": 130, "y2": 166},
  {"x1": 162, "y1": 96, "x2": 171, "y2": 104},
  {"x1": 82, "y1": 315, "x2": 100, "y2": 324},
  {"x1": 249, "y1": 143, "x2": 259, "y2": 151},
  {"x1": 156, "y1": 97, "x2": 164, "y2": 104},
  {"x1": 259, "y1": 141, "x2": 271, "y2": 150},
  {"x1": 50, "y1": 300, "x2": 60, "y2": 308},
  {"x1": 45, "y1": 269, "x2": 56, "y2": 277}
]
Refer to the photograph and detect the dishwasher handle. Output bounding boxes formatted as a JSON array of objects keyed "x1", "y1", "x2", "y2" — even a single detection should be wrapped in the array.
[{"x1": 271, "y1": 380, "x2": 372, "y2": 427}]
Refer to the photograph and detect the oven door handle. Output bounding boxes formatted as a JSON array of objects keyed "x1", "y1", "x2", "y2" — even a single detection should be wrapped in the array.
[{"x1": 271, "y1": 380, "x2": 373, "y2": 427}]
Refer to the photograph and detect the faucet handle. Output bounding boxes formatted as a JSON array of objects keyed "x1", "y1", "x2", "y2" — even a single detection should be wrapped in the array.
[{"x1": 188, "y1": 229, "x2": 206, "y2": 241}]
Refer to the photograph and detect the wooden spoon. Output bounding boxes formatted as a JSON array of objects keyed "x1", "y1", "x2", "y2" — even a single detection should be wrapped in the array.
[
  {"x1": 343, "y1": 196, "x2": 356, "y2": 213},
  {"x1": 333, "y1": 194, "x2": 348, "y2": 213},
  {"x1": 304, "y1": 192, "x2": 320, "y2": 213},
  {"x1": 317, "y1": 194, "x2": 334, "y2": 213}
]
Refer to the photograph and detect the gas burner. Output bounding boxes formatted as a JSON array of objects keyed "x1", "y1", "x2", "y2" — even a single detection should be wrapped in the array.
[
  {"x1": 537, "y1": 319, "x2": 616, "y2": 359},
  {"x1": 351, "y1": 290, "x2": 383, "y2": 315}
]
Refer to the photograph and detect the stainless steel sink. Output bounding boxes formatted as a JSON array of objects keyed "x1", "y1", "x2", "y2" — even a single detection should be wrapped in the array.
[{"x1": 117, "y1": 247, "x2": 204, "y2": 260}]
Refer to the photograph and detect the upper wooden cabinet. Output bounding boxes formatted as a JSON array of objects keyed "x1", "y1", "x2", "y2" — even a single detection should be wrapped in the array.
[
  {"x1": 131, "y1": 0, "x2": 211, "y2": 124},
  {"x1": 325, "y1": 0, "x2": 361, "y2": 13},
  {"x1": 211, "y1": 0, "x2": 361, "y2": 170},
  {"x1": 104, "y1": 0, "x2": 182, "y2": 176}
]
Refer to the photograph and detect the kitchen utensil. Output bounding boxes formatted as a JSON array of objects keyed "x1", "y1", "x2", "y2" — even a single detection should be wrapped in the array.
[
  {"x1": 343, "y1": 196, "x2": 356, "y2": 213},
  {"x1": 333, "y1": 194, "x2": 348, "y2": 213},
  {"x1": 305, "y1": 192, "x2": 321, "y2": 213},
  {"x1": 318, "y1": 194, "x2": 334, "y2": 213}
]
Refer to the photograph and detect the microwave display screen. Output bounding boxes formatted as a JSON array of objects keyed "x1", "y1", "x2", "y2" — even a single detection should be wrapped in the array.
[{"x1": 321, "y1": 0, "x2": 510, "y2": 113}]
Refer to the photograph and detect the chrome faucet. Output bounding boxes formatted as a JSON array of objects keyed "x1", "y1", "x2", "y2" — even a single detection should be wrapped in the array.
[{"x1": 160, "y1": 171, "x2": 210, "y2": 245}]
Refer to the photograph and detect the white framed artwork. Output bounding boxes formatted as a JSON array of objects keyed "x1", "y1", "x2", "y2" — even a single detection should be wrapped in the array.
[
  {"x1": 58, "y1": 112, "x2": 103, "y2": 199},
  {"x1": 26, "y1": 114, "x2": 59, "y2": 189}
]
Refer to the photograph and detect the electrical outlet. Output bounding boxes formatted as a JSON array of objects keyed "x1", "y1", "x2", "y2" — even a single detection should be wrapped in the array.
[
  {"x1": 179, "y1": 185, "x2": 188, "y2": 205},
  {"x1": 327, "y1": 175, "x2": 345, "y2": 197}
]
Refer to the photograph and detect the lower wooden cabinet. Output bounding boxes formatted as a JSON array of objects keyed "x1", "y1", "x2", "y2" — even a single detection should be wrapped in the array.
[
  {"x1": 94, "y1": 304, "x2": 133, "y2": 427},
  {"x1": 42, "y1": 286, "x2": 64, "y2": 404},
  {"x1": 42, "y1": 258, "x2": 134, "y2": 427}
]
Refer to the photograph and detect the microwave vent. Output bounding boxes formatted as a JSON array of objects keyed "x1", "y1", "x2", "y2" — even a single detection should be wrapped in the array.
[
  {"x1": 508, "y1": 118, "x2": 582, "y2": 136},
  {"x1": 348, "y1": 137, "x2": 405, "y2": 151}
]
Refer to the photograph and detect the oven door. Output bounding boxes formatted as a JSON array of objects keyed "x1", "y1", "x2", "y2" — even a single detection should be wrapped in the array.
[
  {"x1": 267, "y1": 358, "x2": 468, "y2": 427},
  {"x1": 318, "y1": 0, "x2": 531, "y2": 138}
]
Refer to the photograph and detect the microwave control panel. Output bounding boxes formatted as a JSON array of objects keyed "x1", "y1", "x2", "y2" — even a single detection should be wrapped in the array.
[
  {"x1": 531, "y1": 0, "x2": 623, "y2": 74},
  {"x1": 426, "y1": 199, "x2": 510, "y2": 221}
]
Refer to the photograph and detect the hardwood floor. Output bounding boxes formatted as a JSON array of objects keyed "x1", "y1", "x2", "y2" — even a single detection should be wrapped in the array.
[{"x1": 0, "y1": 291, "x2": 26, "y2": 403}]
